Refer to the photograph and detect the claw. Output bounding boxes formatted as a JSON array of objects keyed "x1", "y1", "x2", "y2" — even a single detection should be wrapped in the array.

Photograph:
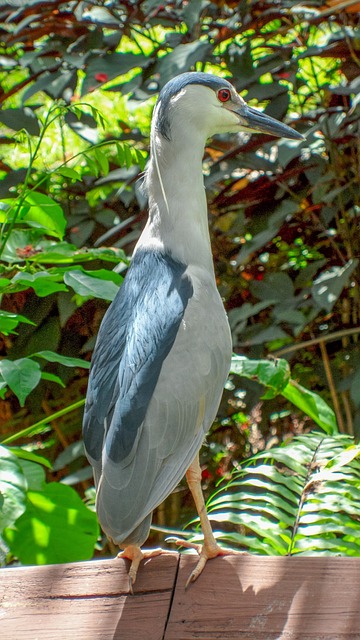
[
  {"x1": 168, "y1": 535, "x2": 246, "y2": 588},
  {"x1": 117, "y1": 545, "x2": 166, "y2": 594}
]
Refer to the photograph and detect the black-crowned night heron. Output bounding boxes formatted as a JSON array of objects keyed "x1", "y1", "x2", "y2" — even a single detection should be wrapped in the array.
[{"x1": 83, "y1": 72, "x2": 303, "y2": 590}]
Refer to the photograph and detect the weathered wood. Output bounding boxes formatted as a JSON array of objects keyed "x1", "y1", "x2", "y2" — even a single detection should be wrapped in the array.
[
  {"x1": 0, "y1": 554, "x2": 179, "y2": 640},
  {"x1": 165, "y1": 555, "x2": 360, "y2": 640},
  {"x1": 1, "y1": 554, "x2": 360, "y2": 639}
]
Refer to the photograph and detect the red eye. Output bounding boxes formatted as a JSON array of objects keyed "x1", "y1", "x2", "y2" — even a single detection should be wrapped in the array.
[{"x1": 218, "y1": 88, "x2": 231, "y2": 103}]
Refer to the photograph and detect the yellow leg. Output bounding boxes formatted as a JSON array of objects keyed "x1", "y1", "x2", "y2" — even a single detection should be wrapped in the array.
[
  {"x1": 170, "y1": 453, "x2": 245, "y2": 588},
  {"x1": 117, "y1": 545, "x2": 163, "y2": 593}
]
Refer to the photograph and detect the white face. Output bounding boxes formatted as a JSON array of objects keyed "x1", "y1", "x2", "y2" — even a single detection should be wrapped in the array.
[
  {"x1": 166, "y1": 83, "x2": 250, "y2": 139},
  {"x1": 159, "y1": 81, "x2": 302, "y2": 143}
]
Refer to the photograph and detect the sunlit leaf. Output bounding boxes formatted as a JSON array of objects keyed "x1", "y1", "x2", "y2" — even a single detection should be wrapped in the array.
[
  {"x1": 0, "y1": 445, "x2": 27, "y2": 533},
  {"x1": 63, "y1": 269, "x2": 120, "y2": 300},
  {"x1": 3, "y1": 483, "x2": 99, "y2": 564}
]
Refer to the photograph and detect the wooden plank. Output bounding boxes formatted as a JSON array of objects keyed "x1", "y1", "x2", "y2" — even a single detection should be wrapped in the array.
[
  {"x1": 165, "y1": 555, "x2": 360, "y2": 640},
  {"x1": 0, "y1": 554, "x2": 179, "y2": 640}
]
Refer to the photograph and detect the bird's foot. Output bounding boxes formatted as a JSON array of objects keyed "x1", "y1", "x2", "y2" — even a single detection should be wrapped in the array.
[
  {"x1": 117, "y1": 545, "x2": 176, "y2": 594},
  {"x1": 117, "y1": 545, "x2": 163, "y2": 593},
  {"x1": 167, "y1": 537, "x2": 246, "y2": 589}
]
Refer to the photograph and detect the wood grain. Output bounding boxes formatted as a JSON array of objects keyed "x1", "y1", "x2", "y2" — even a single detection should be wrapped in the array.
[
  {"x1": 165, "y1": 554, "x2": 360, "y2": 640},
  {"x1": 1, "y1": 554, "x2": 360, "y2": 639},
  {"x1": 0, "y1": 553, "x2": 179, "y2": 640}
]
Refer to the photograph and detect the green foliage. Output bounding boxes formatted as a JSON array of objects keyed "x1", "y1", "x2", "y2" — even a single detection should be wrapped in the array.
[
  {"x1": 199, "y1": 433, "x2": 360, "y2": 556},
  {"x1": 3, "y1": 482, "x2": 99, "y2": 564},
  {"x1": 231, "y1": 356, "x2": 338, "y2": 435},
  {"x1": 0, "y1": 446, "x2": 98, "y2": 564}
]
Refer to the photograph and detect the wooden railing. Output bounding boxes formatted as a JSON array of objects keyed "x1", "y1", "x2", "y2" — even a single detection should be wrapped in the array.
[{"x1": 1, "y1": 555, "x2": 360, "y2": 639}]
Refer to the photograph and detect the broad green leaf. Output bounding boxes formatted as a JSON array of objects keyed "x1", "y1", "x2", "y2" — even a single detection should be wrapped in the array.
[
  {"x1": 0, "y1": 358, "x2": 41, "y2": 406},
  {"x1": 11, "y1": 271, "x2": 68, "y2": 296},
  {"x1": 28, "y1": 242, "x2": 127, "y2": 265},
  {"x1": 4, "y1": 483, "x2": 99, "y2": 564},
  {"x1": 57, "y1": 166, "x2": 82, "y2": 181},
  {"x1": 9, "y1": 447, "x2": 52, "y2": 470},
  {"x1": 82, "y1": 52, "x2": 147, "y2": 95},
  {"x1": 23, "y1": 192, "x2": 66, "y2": 239},
  {"x1": 282, "y1": 380, "x2": 338, "y2": 434},
  {"x1": 231, "y1": 355, "x2": 291, "y2": 396},
  {"x1": 0, "y1": 445, "x2": 27, "y2": 533},
  {"x1": 33, "y1": 350, "x2": 90, "y2": 369},
  {"x1": 0, "y1": 192, "x2": 67, "y2": 239},
  {"x1": 17, "y1": 459, "x2": 46, "y2": 491},
  {"x1": 155, "y1": 42, "x2": 211, "y2": 86},
  {"x1": 63, "y1": 269, "x2": 120, "y2": 300},
  {"x1": 0, "y1": 107, "x2": 40, "y2": 136}
]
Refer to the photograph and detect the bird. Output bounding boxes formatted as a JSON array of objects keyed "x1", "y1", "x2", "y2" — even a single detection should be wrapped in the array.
[{"x1": 83, "y1": 71, "x2": 303, "y2": 591}]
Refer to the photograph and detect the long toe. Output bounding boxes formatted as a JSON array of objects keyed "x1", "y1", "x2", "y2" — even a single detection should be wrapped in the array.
[
  {"x1": 166, "y1": 536, "x2": 203, "y2": 554},
  {"x1": 118, "y1": 546, "x2": 174, "y2": 593},
  {"x1": 184, "y1": 542, "x2": 247, "y2": 589}
]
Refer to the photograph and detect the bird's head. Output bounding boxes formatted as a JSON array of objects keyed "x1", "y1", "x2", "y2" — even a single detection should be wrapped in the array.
[{"x1": 154, "y1": 72, "x2": 303, "y2": 143}]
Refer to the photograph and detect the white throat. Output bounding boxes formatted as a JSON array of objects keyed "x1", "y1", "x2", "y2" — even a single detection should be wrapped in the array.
[{"x1": 134, "y1": 106, "x2": 214, "y2": 273}]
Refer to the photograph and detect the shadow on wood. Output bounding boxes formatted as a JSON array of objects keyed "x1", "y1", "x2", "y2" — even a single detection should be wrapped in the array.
[{"x1": 1, "y1": 555, "x2": 360, "y2": 639}]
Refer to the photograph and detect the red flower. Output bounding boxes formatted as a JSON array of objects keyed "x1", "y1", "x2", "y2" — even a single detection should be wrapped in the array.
[{"x1": 95, "y1": 73, "x2": 108, "y2": 83}]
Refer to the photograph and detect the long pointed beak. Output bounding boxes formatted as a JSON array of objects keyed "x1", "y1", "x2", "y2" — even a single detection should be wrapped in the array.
[{"x1": 234, "y1": 104, "x2": 304, "y2": 140}]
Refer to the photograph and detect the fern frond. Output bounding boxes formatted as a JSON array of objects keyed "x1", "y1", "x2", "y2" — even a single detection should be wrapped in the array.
[{"x1": 190, "y1": 433, "x2": 360, "y2": 556}]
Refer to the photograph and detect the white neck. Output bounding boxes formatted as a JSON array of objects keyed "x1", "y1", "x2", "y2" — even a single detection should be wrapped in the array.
[{"x1": 134, "y1": 123, "x2": 214, "y2": 273}]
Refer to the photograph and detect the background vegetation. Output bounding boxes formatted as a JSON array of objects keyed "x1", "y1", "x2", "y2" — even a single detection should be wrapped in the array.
[{"x1": 0, "y1": 0, "x2": 359, "y2": 565}]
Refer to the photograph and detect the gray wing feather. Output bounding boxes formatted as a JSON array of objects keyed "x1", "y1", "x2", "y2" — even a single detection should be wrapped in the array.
[{"x1": 83, "y1": 254, "x2": 232, "y2": 547}]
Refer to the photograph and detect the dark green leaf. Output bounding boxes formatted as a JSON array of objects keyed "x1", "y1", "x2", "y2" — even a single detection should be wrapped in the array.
[
  {"x1": 0, "y1": 108, "x2": 40, "y2": 136},
  {"x1": 282, "y1": 380, "x2": 338, "y2": 434},
  {"x1": 312, "y1": 259, "x2": 358, "y2": 312},
  {"x1": 0, "y1": 310, "x2": 35, "y2": 336},
  {"x1": 33, "y1": 350, "x2": 90, "y2": 369},
  {"x1": 0, "y1": 358, "x2": 41, "y2": 406}
]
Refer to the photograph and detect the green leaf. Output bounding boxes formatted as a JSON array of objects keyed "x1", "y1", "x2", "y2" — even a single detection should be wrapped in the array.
[
  {"x1": 22, "y1": 192, "x2": 66, "y2": 239},
  {"x1": 231, "y1": 355, "x2": 291, "y2": 396},
  {"x1": 11, "y1": 271, "x2": 68, "y2": 296},
  {"x1": 3, "y1": 483, "x2": 99, "y2": 564},
  {"x1": 312, "y1": 259, "x2": 358, "y2": 312},
  {"x1": 17, "y1": 459, "x2": 46, "y2": 491},
  {"x1": 0, "y1": 445, "x2": 27, "y2": 534},
  {"x1": 282, "y1": 380, "x2": 338, "y2": 434},
  {"x1": 33, "y1": 350, "x2": 90, "y2": 369},
  {"x1": 63, "y1": 269, "x2": 120, "y2": 300},
  {"x1": 57, "y1": 166, "x2": 82, "y2": 181},
  {"x1": 53, "y1": 441, "x2": 85, "y2": 471},
  {"x1": 0, "y1": 358, "x2": 41, "y2": 406},
  {"x1": 93, "y1": 148, "x2": 109, "y2": 175},
  {"x1": 155, "y1": 42, "x2": 211, "y2": 86},
  {"x1": 0, "y1": 310, "x2": 35, "y2": 336},
  {"x1": 0, "y1": 107, "x2": 40, "y2": 136},
  {"x1": 41, "y1": 371, "x2": 65, "y2": 387},
  {"x1": 82, "y1": 52, "x2": 147, "y2": 95},
  {"x1": 9, "y1": 447, "x2": 52, "y2": 470},
  {"x1": 28, "y1": 242, "x2": 127, "y2": 265}
]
